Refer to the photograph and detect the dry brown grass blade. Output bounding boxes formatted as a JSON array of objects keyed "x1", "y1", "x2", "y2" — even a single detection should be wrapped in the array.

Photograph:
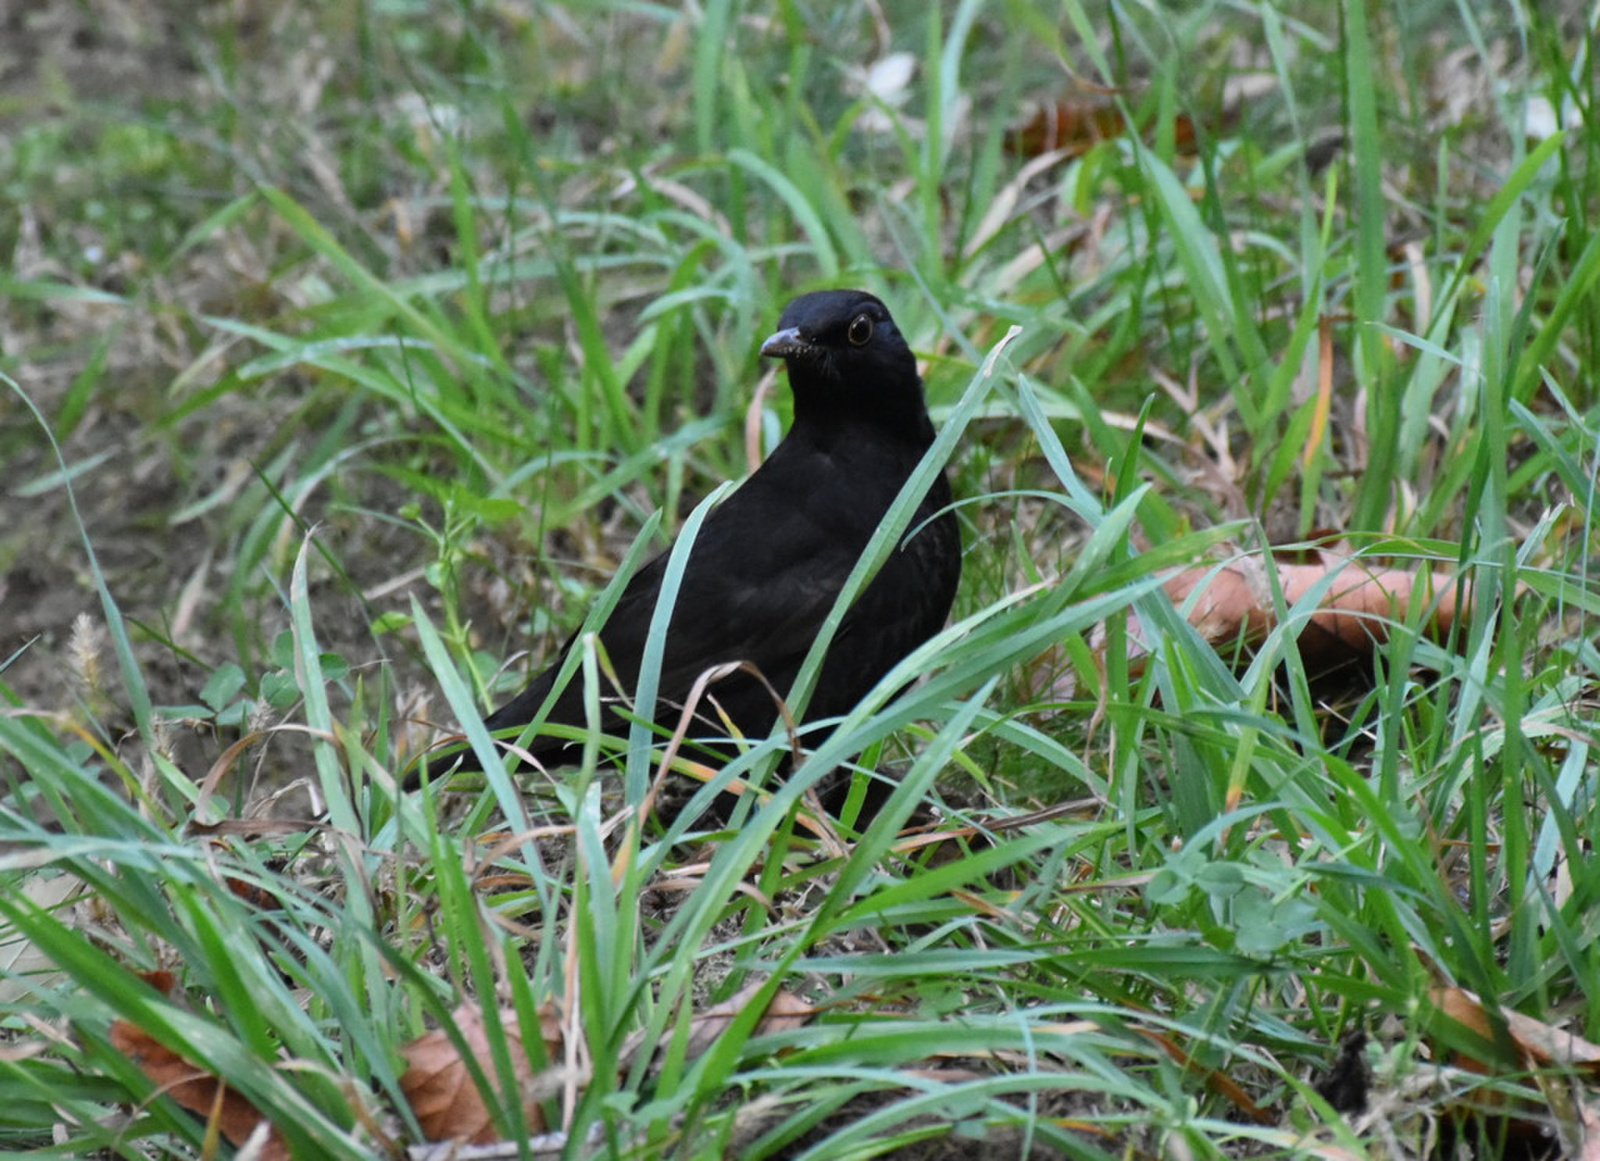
[{"x1": 1135, "y1": 1026, "x2": 1276, "y2": 1125}]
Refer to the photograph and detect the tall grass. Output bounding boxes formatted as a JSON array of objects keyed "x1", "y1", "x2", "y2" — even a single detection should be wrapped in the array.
[{"x1": 2, "y1": 1, "x2": 1597, "y2": 1157}]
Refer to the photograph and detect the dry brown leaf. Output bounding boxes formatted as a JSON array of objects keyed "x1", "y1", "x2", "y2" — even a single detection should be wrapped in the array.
[
  {"x1": 399, "y1": 1003, "x2": 563, "y2": 1144},
  {"x1": 1075, "y1": 555, "x2": 1471, "y2": 696},
  {"x1": 1578, "y1": 1099, "x2": 1600, "y2": 1160},
  {"x1": 1430, "y1": 985, "x2": 1600, "y2": 1071},
  {"x1": 1501, "y1": 1009, "x2": 1600, "y2": 1072},
  {"x1": 0, "y1": 872, "x2": 86, "y2": 1004},
  {"x1": 109, "y1": 985, "x2": 290, "y2": 1161},
  {"x1": 1160, "y1": 558, "x2": 1464, "y2": 657},
  {"x1": 900, "y1": 1065, "x2": 990, "y2": 1083},
  {"x1": 621, "y1": 982, "x2": 814, "y2": 1074},
  {"x1": 683, "y1": 983, "x2": 812, "y2": 1061},
  {"x1": 1427, "y1": 985, "x2": 1600, "y2": 1156},
  {"x1": 1050, "y1": 552, "x2": 1480, "y2": 700},
  {"x1": 1005, "y1": 97, "x2": 1200, "y2": 160}
]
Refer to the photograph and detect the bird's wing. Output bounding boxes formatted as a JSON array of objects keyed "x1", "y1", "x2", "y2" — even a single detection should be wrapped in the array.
[{"x1": 597, "y1": 495, "x2": 861, "y2": 694}]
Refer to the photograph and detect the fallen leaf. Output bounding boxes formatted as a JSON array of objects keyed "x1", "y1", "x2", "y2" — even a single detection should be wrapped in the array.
[
  {"x1": 1428, "y1": 985, "x2": 1600, "y2": 1157},
  {"x1": 400, "y1": 1003, "x2": 563, "y2": 1143},
  {"x1": 1431, "y1": 985, "x2": 1600, "y2": 1071},
  {"x1": 110, "y1": 1009, "x2": 289, "y2": 1161},
  {"x1": 1006, "y1": 96, "x2": 1198, "y2": 159},
  {"x1": 1577, "y1": 1098, "x2": 1600, "y2": 1160},
  {"x1": 621, "y1": 982, "x2": 814, "y2": 1073},
  {"x1": 684, "y1": 984, "x2": 812, "y2": 1059},
  {"x1": 1073, "y1": 552, "x2": 1473, "y2": 695},
  {"x1": 0, "y1": 873, "x2": 86, "y2": 1003},
  {"x1": 1162, "y1": 557, "x2": 1464, "y2": 656}
]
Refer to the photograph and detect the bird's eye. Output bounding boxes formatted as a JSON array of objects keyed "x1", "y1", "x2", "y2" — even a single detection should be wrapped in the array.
[{"x1": 847, "y1": 314, "x2": 874, "y2": 346}]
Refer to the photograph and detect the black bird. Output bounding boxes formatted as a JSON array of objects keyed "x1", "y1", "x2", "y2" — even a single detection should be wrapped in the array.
[{"x1": 419, "y1": 289, "x2": 960, "y2": 811}]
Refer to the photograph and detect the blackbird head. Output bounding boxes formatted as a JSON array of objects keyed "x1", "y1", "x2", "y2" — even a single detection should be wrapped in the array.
[{"x1": 760, "y1": 289, "x2": 927, "y2": 432}]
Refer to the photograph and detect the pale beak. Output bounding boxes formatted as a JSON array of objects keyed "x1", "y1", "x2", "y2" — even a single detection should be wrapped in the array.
[{"x1": 759, "y1": 326, "x2": 809, "y2": 359}]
